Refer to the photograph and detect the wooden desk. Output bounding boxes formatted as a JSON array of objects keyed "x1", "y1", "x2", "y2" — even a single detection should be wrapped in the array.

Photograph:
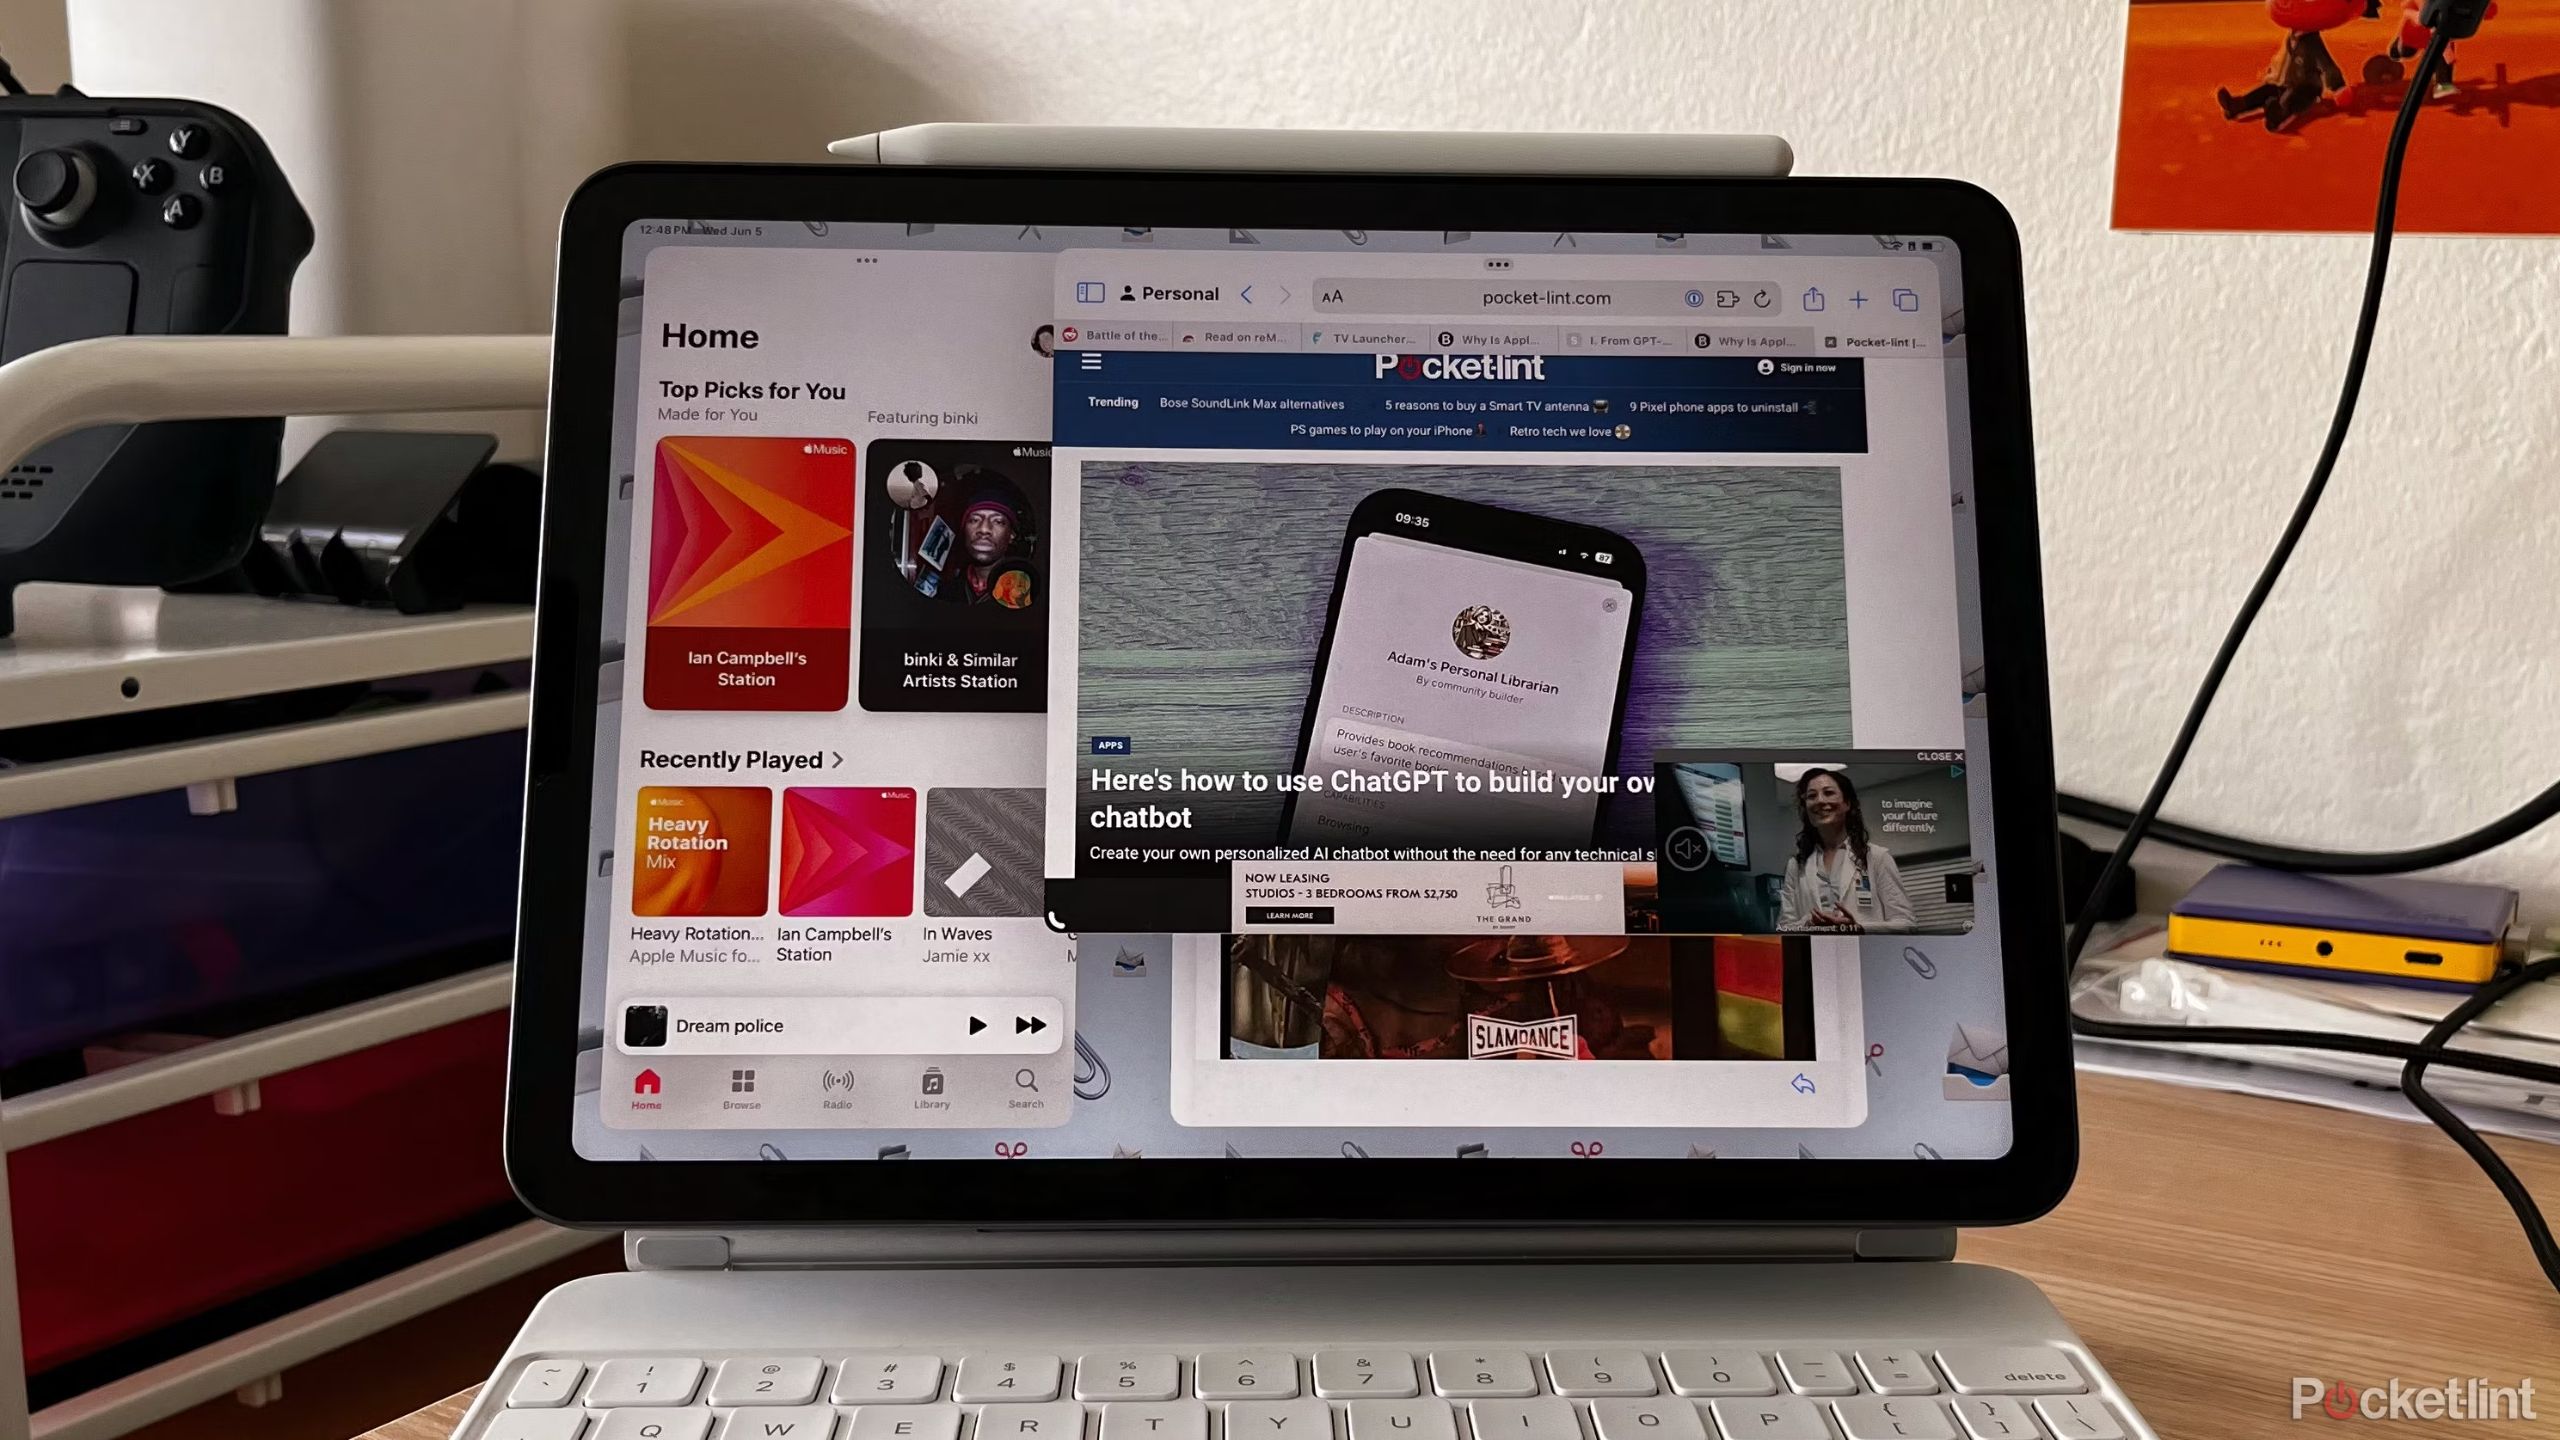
[{"x1": 361, "y1": 1074, "x2": 2560, "y2": 1440}]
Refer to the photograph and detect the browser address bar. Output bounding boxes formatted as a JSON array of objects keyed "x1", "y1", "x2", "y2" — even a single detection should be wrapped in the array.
[{"x1": 1312, "y1": 277, "x2": 1782, "y2": 316}]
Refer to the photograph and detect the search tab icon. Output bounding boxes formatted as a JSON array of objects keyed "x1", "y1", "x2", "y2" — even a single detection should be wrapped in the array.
[{"x1": 1014, "y1": 1068, "x2": 1039, "y2": 1092}]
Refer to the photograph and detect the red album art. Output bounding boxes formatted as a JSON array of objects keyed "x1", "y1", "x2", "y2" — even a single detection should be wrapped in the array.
[
  {"x1": 778, "y1": 787, "x2": 918, "y2": 917},
  {"x1": 644, "y1": 436, "x2": 854, "y2": 710}
]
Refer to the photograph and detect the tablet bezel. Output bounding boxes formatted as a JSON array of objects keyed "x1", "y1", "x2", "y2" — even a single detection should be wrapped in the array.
[{"x1": 508, "y1": 162, "x2": 2076, "y2": 1230}]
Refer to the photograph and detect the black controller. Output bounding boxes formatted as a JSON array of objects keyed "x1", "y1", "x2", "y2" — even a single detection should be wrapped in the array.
[{"x1": 0, "y1": 93, "x2": 312, "y2": 635}]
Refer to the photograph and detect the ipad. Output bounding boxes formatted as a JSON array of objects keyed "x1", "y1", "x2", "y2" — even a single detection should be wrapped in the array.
[{"x1": 509, "y1": 163, "x2": 2071, "y2": 1228}]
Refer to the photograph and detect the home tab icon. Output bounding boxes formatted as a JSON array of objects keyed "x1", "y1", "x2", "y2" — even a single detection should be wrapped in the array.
[{"x1": 633, "y1": 1068, "x2": 663, "y2": 1095}]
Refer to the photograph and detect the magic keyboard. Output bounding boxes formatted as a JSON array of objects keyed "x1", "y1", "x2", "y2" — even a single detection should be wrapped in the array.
[{"x1": 477, "y1": 1344, "x2": 2128, "y2": 1440}]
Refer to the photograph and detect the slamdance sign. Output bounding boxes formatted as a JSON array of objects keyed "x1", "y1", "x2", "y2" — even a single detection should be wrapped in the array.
[{"x1": 1468, "y1": 1014, "x2": 1578, "y2": 1060}]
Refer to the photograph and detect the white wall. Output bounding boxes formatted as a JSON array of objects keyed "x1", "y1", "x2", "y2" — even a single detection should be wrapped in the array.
[
  {"x1": 34, "y1": 0, "x2": 2560, "y2": 916},
  {"x1": 624, "y1": 0, "x2": 2560, "y2": 920}
]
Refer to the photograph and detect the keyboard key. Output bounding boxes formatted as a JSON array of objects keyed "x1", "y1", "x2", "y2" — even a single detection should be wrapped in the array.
[
  {"x1": 1315, "y1": 1350, "x2": 1418, "y2": 1398},
  {"x1": 1934, "y1": 1349, "x2": 2084, "y2": 1397},
  {"x1": 718, "y1": 1407, "x2": 838, "y2": 1440},
  {"x1": 2032, "y1": 1398, "x2": 2124, "y2": 1440},
  {"x1": 508, "y1": 1360, "x2": 586, "y2": 1407},
  {"x1": 483, "y1": 1413, "x2": 589, "y2": 1440},
  {"x1": 1661, "y1": 1351, "x2": 1777, "y2": 1397},
  {"x1": 1099, "y1": 1399, "x2": 1208, "y2": 1440},
  {"x1": 1773, "y1": 1351, "x2": 1858, "y2": 1397},
  {"x1": 1951, "y1": 1397, "x2": 2044, "y2": 1440},
  {"x1": 1079, "y1": 1353, "x2": 1183, "y2": 1401},
  {"x1": 1226, "y1": 1399, "x2": 1335, "y2": 1440},
  {"x1": 1545, "y1": 1350, "x2": 1655, "y2": 1397},
  {"x1": 1467, "y1": 1398, "x2": 1578, "y2": 1440},
  {"x1": 588, "y1": 1359, "x2": 704, "y2": 1407},
  {"x1": 1835, "y1": 1397, "x2": 1957, "y2": 1440},
  {"x1": 973, "y1": 1400, "x2": 1086, "y2": 1440},
  {"x1": 1345, "y1": 1398, "x2": 1456, "y2": 1440},
  {"x1": 1199, "y1": 1351, "x2": 1300, "y2": 1400},
  {"x1": 1855, "y1": 1351, "x2": 1940, "y2": 1397},
  {"x1": 955, "y1": 1355, "x2": 1064, "y2": 1404},
  {"x1": 1709, "y1": 1397, "x2": 1832, "y2": 1440},
  {"x1": 1590, "y1": 1397, "x2": 1709, "y2": 1440},
  {"x1": 834, "y1": 1356, "x2": 944, "y2": 1405},
  {"x1": 595, "y1": 1410, "x2": 714, "y2": 1440},
  {"x1": 1429, "y1": 1349, "x2": 1538, "y2": 1398},
  {"x1": 712, "y1": 1358, "x2": 826, "y2": 1406},
  {"x1": 847, "y1": 1404, "x2": 963, "y2": 1440}
]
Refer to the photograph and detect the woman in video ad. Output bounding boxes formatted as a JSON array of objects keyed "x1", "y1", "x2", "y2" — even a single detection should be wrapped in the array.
[{"x1": 1777, "y1": 768, "x2": 1917, "y2": 934}]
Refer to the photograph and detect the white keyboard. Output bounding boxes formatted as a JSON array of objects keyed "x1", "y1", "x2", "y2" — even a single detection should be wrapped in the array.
[{"x1": 477, "y1": 1344, "x2": 2127, "y2": 1440}]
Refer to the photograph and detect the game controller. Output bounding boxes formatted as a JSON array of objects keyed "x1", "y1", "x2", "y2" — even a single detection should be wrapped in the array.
[{"x1": 0, "y1": 91, "x2": 312, "y2": 634}]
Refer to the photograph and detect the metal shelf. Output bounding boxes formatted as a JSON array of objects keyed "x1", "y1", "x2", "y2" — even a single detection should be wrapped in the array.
[
  {"x1": 28, "y1": 1219, "x2": 599, "y2": 1440},
  {"x1": 0, "y1": 332, "x2": 555, "y2": 1440},
  {"x1": 0, "y1": 690, "x2": 529, "y2": 821},
  {"x1": 0, "y1": 584, "x2": 533, "y2": 731},
  {"x1": 1, "y1": 965, "x2": 513, "y2": 1153}
]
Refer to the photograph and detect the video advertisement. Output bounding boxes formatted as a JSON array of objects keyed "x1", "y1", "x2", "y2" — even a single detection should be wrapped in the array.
[{"x1": 1652, "y1": 751, "x2": 1976, "y2": 936}]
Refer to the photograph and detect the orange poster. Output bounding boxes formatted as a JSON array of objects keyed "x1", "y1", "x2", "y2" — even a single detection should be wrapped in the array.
[{"x1": 2113, "y1": 0, "x2": 2560, "y2": 233}]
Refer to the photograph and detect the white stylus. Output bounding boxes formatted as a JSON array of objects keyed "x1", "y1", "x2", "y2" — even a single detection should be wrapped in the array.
[{"x1": 826, "y1": 124, "x2": 1793, "y2": 178}]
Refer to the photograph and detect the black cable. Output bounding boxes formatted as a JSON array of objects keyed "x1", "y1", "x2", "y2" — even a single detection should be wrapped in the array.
[
  {"x1": 2404, "y1": 958, "x2": 2560, "y2": 1283},
  {"x1": 2060, "y1": 25, "x2": 2560, "y2": 1295},
  {"x1": 2058, "y1": 779, "x2": 2560, "y2": 876},
  {"x1": 2062, "y1": 26, "x2": 2447, "y2": 969},
  {"x1": 0, "y1": 53, "x2": 26, "y2": 97}
]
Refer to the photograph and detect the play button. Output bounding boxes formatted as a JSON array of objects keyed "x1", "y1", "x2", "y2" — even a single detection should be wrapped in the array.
[{"x1": 967, "y1": 1016, "x2": 987, "y2": 1035}]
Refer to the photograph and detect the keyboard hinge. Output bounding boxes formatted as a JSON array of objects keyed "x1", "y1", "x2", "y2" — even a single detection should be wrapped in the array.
[
  {"x1": 1854, "y1": 1227, "x2": 1957, "y2": 1261},
  {"x1": 628, "y1": 1231, "x2": 734, "y2": 1270},
  {"x1": 622, "y1": 1226, "x2": 1957, "y2": 1269}
]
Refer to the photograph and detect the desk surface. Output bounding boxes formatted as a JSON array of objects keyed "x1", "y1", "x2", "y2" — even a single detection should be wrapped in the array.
[{"x1": 364, "y1": 1074, "x2": 2560, "y2": 1440}]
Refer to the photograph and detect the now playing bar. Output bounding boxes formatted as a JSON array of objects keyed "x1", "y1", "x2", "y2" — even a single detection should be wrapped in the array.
[{"x1": 614, "y1": 995, "x2": 1068, "y2": 1056}]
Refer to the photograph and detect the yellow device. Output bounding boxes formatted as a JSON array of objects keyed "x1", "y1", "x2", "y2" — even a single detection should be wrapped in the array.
[
  {"x1": 2166, "y1": 866, "x2": 2515, "y2": 989},
  {"x1": 2165, "y1": 913, "x2": 2504, "y2": 986}
]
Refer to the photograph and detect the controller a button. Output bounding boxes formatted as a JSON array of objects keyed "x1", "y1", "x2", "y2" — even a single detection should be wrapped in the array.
[
  {"x1": 161, "y1": 192, "x2": 203, "y2": 229},
  {"x1": 167, "y1": 124, "x2": 210, "y2": 160},
  {"x1": 197, "y1": 162, "x2": 233, "y2": 194},
  {"x1": 109, "y1": 117, "x2": 147, "y2": 136},
  {"x1": 131, "y1": 157, "x2": 173, "y2": 195}
]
